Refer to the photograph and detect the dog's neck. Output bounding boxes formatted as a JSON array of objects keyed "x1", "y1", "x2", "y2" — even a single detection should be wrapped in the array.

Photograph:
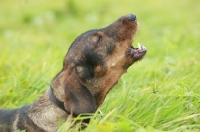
[
  {"x1": 50, "y1": 71, "x2": 67, "y2": 102},
  {"x1": 47, "y1": 87, "x2": 70, "y2": 114},
  {"x1": 28, "y1": 92, "x2": 69, "y2": 132},
  {"x1": 51, "y1": 70, "x2": 109, "y2": 108}
]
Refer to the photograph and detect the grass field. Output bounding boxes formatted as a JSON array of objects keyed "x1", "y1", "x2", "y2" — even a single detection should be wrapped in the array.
[{"x1": 0, "y1": 0, "x2": 200, "y2": 131}]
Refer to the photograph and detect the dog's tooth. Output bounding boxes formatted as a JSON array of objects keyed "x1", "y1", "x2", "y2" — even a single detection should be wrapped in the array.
[
  {"x1": 142, "y1": 46, "x2": 146, "y2": 50},
  {"x1": 138, "y1": 43, "x2": 141, "y2": 50}
]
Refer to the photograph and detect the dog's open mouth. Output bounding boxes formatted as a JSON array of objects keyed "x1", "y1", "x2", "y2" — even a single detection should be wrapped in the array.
[{"x1": 128, "y1": 43, "x2": 147, "y2": 61}]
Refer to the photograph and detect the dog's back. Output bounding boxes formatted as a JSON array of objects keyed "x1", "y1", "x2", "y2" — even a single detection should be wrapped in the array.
[
  {"x1": 0, "y1": 107, "x2": 20, "y2": 132},
  {"x1": 0, "y1": 105, "x2": 44, "y2": 132},
  {"x1": 0, "y1": 109, "x2": 16, "y2": 130}
]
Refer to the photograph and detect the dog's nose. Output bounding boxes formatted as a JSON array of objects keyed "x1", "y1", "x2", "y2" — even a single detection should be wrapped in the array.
[{"x1": 128, "y1": 13, "x2": 137, "y2": 22}]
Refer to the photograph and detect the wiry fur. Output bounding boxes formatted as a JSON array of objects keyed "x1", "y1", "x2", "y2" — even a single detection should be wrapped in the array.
[{"x1": 0, "y1": 14, "x2": 146, "y2": 132}]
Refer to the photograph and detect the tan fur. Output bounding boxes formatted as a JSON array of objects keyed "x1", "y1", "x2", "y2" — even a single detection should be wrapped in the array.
[{"x1": 0, "y1": 14, "x2": 146, "y2": 132}]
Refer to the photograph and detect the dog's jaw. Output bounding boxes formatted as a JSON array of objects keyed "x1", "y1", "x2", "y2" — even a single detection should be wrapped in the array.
[{"x1": 128, "y1": 43, "x2": 147, "y2": 62}]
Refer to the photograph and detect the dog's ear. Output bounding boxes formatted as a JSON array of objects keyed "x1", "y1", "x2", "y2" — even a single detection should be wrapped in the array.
[{"x1": 63, "y1": 66, "x2": 96, "y2": 116}]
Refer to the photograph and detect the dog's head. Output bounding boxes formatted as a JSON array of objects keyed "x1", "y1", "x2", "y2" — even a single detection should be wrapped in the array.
[{"x1": 52, "y1": 14, "x2": 147, "y2": 116}]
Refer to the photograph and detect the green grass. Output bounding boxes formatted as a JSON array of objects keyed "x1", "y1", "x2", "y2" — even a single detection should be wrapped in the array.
[{"x1": 0, "y1": 0, "x2": 200, "y2": 131}]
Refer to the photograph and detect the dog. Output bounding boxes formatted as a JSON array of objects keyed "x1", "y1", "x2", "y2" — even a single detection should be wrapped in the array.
[{"x1": 0, "y1": 13, "x2": 147, "y2": 132}]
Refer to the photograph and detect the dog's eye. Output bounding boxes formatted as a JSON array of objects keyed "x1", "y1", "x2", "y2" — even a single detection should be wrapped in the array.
[{"x1": 97, "y1": 35, "x2": 102, "y2": 44}]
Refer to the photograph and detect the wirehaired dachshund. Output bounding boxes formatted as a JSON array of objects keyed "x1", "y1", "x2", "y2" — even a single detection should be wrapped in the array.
[{"x1": 0, "y1": 13, "x2": 147, "y2": 132}]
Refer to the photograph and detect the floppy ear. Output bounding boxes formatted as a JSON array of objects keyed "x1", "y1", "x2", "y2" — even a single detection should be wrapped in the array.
[{"x1": 63, "y1": 66, "x2": 96, "y2": 116}]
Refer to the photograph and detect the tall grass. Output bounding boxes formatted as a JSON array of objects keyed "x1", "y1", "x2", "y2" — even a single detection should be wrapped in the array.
[{"x1": 0, "y1": 0, "x2": 200, "y2": 131}]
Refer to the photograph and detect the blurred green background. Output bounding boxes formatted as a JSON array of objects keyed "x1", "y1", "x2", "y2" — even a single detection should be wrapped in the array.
[{"x1": 0, "y1": 0, "x2": 200, "y2": 131}]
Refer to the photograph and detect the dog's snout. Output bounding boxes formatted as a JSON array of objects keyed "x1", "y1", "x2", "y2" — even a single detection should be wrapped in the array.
[{"x1": 128, "y1": 13, "x2": 137, "y2": 22}]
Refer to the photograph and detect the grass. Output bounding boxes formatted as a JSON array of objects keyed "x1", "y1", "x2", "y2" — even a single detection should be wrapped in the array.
[{"x1": 0, "y1": 0, "x2": 200, "y2": 131}]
